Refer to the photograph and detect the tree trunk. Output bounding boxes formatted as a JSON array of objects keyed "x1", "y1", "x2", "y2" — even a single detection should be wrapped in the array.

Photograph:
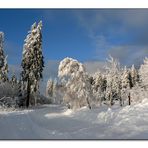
[
  {"x1": 26, "y1": 79, "x2": 30, "y2": 108},
  {"x1": 119, "y1": 97, "x2": 122, "y2": 107},
  {"x1": 128, "y1": 92, "x2": 131, "y2": 105},
  {"x1": 34, "y1": 92, "x2": 37, "y2": 106},
  {"x1": 99, "y1": 97, "x2": 102, "y2": 106},
  {"x1": 109, "y1": 93, "x2": 113, "y2": 107},
  {"x1": 122, "y1": 98, "x2": 124, "y2": 105},
  {"x1": 86, "y1": 97, "x2": 91, "y2": 109}
]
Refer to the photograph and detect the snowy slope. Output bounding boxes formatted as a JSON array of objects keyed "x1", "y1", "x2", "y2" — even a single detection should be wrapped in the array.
[{"x1": 0, "y1": 100, "x2": 148, "y2": 139}]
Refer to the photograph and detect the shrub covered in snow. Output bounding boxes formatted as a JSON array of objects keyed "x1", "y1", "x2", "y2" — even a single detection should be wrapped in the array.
[{"x1": 0, "y1": 81, "x2": 24, "y2": 107}]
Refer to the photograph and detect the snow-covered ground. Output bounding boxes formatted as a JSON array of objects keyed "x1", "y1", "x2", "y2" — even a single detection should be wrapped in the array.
[{"x1": 1, "y1": 100, "x2": 148, "y2": 139}]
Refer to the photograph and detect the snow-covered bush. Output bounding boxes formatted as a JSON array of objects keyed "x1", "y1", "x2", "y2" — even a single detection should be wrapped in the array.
[
  {"x1": 0, "y1": 81, "x2": 23, "y2": 107},
  {"x1": 130, "y1": 85, "x2": 148, "y2": 104}
]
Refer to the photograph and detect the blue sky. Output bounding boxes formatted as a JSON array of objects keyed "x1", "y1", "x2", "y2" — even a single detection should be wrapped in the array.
[{"x1": 1, "y1": 9, "x2": 148, "y2": 67}]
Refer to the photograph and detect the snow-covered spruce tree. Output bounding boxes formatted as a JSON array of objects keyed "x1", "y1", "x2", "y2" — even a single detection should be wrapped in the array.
[
  {"x1": 21, "y1": 21, "x2": 44, "y2": 107},
  {"x1": 58, "y1": 57, "x2": 91, "y2": 109},
  {"x1": 0, "y1": 32, "x2": 8, "y2": 82},
  {"x1": 91, "y1": 72, "x2": 107, "y2": 106},
  {"x1": 105, "y1": 56, "x2": 122, "y2": 106}
]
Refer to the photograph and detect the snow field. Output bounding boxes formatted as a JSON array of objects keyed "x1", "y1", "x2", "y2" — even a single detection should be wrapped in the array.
[{"x1": 1, "y1": 99, "x2": 148, "y2": 139}]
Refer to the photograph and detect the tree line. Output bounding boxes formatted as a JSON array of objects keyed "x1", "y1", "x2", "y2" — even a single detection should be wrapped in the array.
[{"x1": 46, "y1": 56, "x2": 147, "y2": 110}]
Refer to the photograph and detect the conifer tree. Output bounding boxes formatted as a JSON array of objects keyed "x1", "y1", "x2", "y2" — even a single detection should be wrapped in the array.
[
  {"x1": 0, "y1": 32, "x2": 8, "y2": 82},
  {"x1": 21, "y1": 21, "x2": 44, "y2": 107}
]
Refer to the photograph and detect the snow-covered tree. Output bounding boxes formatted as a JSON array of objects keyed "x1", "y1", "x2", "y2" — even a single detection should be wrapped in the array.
[
  {"x1": 58, "y1": 57, "x2": 91, "y2": 109},
  {"x1": 46, "y1": 78, "x2": 64, "y2": 104},
  {"x1": 121, "y1": 66, "x2": 132, "y2": 89},
  {"x1": 15, "y1": 80, "x2": 25, "y2": 107},
  {"x1": 121, "y1": 65, "x2": 138, "y2": 105},
  {"x1": 91, "y1": 72, "x2": 107, "y2": 106},
  {"x1": 52, "y1": 78, "x2": 60, "y2": 104},
  {"x1": 53, "y1": 78, "x2": 58, "y2": 97},
  {"x1": 105, "y1": 56, "x2": 122, "y2": 106},
  {"x1": 130, "y1": 64, "x2": 139, "y2": 87},
  {"x1": 21, "y1": 21, "x2": 44, "y2": 107},
  {"x1": 46, "y1": 78, "x2": 54, "y2": 98},
  {"x1": 0, "y1": 32, "x2": 8, "y2": 82},
  {"x1": 139, "y1": 58, "x2": 148, "y2": 89}
]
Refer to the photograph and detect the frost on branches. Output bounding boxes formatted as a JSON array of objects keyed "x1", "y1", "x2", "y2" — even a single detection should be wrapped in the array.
[
  {"x1": 21, "y1": 21, "x2": 44, "y2": 107},
  {"x1": 0, "y1": 32, "x2": 8, "y2": 83},
  {"x1": 58, "y1": 57, "x2": 91, "y2": 109}
]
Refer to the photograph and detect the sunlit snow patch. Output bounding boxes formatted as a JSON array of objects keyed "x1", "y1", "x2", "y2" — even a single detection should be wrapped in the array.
[
  {"x1": 45, "y1": 109, "x2": 73, "y2": 118},
  {"x1": 0, "y1": 108, "x2": 33, "y2": 116}
]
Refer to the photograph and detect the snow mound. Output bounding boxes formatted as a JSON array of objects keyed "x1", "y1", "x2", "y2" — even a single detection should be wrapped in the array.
[{"x1": 97, "y1": 108, "x2": 115, "y2": 124}]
